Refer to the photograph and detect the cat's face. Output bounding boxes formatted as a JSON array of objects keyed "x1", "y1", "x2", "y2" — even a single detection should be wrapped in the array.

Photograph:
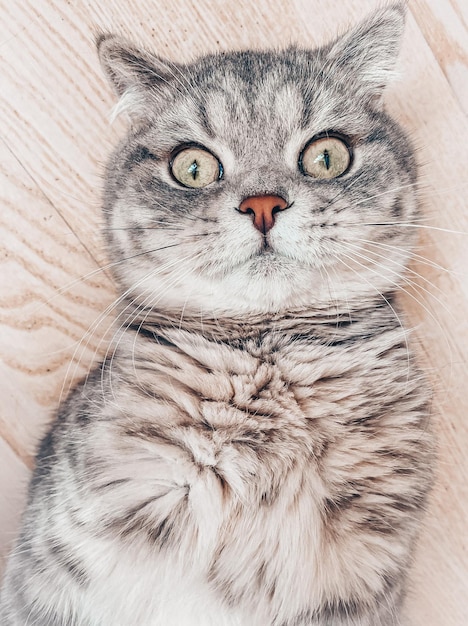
[{"x1": 99, "y1": 5, "x2": 418, "y2": 317}]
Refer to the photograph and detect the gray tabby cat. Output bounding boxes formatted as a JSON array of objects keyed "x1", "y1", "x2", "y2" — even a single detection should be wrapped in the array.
[{"x1": 0, "y1": 4, "x2": 434, "y2": 625}]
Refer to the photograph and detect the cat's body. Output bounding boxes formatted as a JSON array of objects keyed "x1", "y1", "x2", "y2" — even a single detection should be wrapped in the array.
[{"x1": 0, "y1": 5, "x2": 434, "y2": 625}]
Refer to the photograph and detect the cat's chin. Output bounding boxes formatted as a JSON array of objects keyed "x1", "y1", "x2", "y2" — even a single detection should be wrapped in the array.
[
  {"x1": 246, "y1": 248, "x2": 295, "y2": 277},
  {"x1": 118, "y1": 241, "x2": 407, "y2": 316}
]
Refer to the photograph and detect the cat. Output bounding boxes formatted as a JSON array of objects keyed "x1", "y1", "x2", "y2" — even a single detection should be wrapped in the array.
[{"x1": 0, "y1": 3, "x2": 434, "y2": 625}]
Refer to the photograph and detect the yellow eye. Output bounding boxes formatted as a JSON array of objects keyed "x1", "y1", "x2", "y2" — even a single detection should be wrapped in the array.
[
  {"x1": 170, "y1": 146, "x2": 222, "y2": 188},
  {"x1": 300, "y1": 136, "x2": 351, "y2": 179}
]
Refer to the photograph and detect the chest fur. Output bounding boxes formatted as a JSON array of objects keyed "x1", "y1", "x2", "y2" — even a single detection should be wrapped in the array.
[{"x1": 87, "y1": 329, "x2": 430, "y2": 620}]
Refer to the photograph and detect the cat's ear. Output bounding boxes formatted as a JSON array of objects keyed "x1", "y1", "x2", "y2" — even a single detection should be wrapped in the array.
[
  {"x1": 96, "y1": 34, "x2": 176, "y2": 118},
  {"x1": 325, "y1": 3, "x2": 406, "y2": 101}
]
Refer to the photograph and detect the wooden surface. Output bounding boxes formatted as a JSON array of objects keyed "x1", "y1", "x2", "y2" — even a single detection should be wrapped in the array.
[{"x1": 1, "y1": 1, "x2": 467, "y2": 623}]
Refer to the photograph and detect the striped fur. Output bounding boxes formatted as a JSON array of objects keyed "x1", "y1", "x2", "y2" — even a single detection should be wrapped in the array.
[{"x1": 0, "y1": 5, "x2": 434, "y2": 625}]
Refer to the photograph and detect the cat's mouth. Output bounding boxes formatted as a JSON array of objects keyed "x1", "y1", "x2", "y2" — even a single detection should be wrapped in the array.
[
  {"x1": 260, "y1": 236, "x2": 274, "y2": 253},
  {"x1": 252, "y1": 237, "x2": 286, "y2": 263},
  {"x1": 253, "y1": 236, "x2": 283, "y2": 261}
]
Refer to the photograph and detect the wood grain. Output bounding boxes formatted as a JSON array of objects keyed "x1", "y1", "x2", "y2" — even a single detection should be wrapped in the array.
[{"x1": 0, "y1": 0, "x2": 467, "y2": 622}]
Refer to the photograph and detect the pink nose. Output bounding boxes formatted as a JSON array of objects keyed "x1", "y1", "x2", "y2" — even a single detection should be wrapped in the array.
[{"x1": 238, "y1": 195, "x2": 288, "y2": 234}]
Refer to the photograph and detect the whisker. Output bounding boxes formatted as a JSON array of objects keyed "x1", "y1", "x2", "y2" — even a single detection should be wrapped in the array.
[
  {"x1": 352, "y1": 237, "x2": 455, "y2": 276},
  {"x1": 133, "y1": 179, "x2": 217, "y2": 224},
  {"x1": 347, "y1": 181, "x2": 418, "y2": 207},
  {"x1": 342, "y1": 241, "x2": 455, "y2": 321},
  {"x1": 106, "y1": 254, "x2": 204, "y2": 403},
  {"x1": 322, "y1": 171, "x2": 367, "y2": 210},
  {"x1": 330, "y1": 252, "x2": 410, "y2": 385},
  {"x1": 30, "y1": 242, "x2": 190, "y2": 317},
  {"x1": 58, "y1": 254, "x2": 193, "y2": 405},
  {"x1": 342, "y1": 223, "x2": 468, "y2": 236},
  {"x1": 333, "y1": 179, "x2": 468, "y2": 211},
  {"x1": 103, "y1": 227, "x2": 185, "y2": 232},
  {"x1": 103, "y1": 228, "x2": 220, "y2": 237},
  {"x1": 58, "y1": 272, "x2": 155, "y2": 405},
  {"x1": 335, "y1": 243, "x2": 455, "y2": 389},
  {"x1": 333, "y1": 251, "x2": 412, "y2": 389}
]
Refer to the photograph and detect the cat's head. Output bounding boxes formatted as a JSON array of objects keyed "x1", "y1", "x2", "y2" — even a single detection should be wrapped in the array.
[{"x1": 98, "y1": 4, "x2": 418, "y2": 319}]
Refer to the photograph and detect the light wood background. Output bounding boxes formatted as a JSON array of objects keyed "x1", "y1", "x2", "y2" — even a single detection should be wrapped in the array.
[{"x1": 1, "y1": 0, "x2": 467, "y2": 623}]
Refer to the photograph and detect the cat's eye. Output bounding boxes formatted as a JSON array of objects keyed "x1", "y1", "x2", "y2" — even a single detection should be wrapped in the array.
[
  {"x1": 170, "y1": 146, "x2": 223, "y2": 188},
  {"x1": 299, "y1": 135, "x2": 351, "y2": 179}
]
